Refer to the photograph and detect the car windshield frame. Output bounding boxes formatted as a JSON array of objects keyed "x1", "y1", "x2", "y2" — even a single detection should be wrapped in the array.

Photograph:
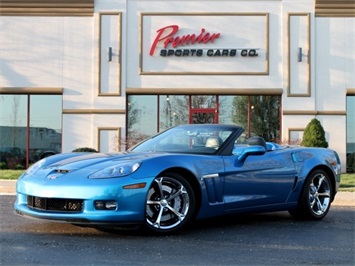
[{"x1": 130, "y1": 124, "x2": 243, "y2": 155}]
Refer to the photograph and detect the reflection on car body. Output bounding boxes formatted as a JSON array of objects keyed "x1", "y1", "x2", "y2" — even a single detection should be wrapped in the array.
[{"x1": 14, "y1": 124, "x2": 341, "y2": 234}]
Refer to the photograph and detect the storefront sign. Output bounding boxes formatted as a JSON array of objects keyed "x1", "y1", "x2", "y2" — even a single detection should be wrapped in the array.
[
  {"x1": 150, "y1": 25, "x2": 258, "y2": 58},
  {"x1": 141, "y1": 13, "x2": 268, "y2": 74},
  {"x1": 159, "y1": 48, "x2": 258, "y2": 57}
]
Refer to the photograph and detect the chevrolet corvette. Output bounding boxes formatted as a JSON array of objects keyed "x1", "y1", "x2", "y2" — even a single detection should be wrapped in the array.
[{"x1": 14, "y1": 124, "x2": 341, "y2": 234}]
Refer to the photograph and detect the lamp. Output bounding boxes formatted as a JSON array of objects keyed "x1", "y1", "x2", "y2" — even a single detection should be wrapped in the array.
[
  {"x1": 107, "y1": 47, "x2": 112, "y2": 62},
  {"x1": 298, "y1": 47, "x2": 302, "y2": 62}
]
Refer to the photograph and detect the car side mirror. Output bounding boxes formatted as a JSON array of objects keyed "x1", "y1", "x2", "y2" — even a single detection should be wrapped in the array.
[{"x1": 237, "y1": 146, "x2": 266, "y2": 161}]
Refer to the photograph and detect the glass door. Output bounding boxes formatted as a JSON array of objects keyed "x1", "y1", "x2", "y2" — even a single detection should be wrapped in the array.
[
  {"x1": 190, "y1": 110, "x2": 218, "y2": 124},
  {"x1": 189, "y1": 95, "x2": 219, "y2": 124}
]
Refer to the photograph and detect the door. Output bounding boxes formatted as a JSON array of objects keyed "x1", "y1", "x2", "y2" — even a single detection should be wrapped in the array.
[
  {"x1": 190, "y1": 110, "x2": 218, "y2": 124},
  {"x1": 189, "y1": 95, "x2": 219, "y2": 124},
  {"x1": 222, "y1": 150, "x2": 297, "y2": 210}
]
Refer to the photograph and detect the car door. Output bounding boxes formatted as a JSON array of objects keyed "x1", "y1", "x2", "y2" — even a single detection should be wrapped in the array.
[{"x1": 222, "y1": 149, "x2": 297, "y2": 211}]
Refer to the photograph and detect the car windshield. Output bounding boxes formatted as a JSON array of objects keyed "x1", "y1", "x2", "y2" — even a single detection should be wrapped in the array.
[{"x1": 130, "y1": 125, "x2": 235, "y2": 154}]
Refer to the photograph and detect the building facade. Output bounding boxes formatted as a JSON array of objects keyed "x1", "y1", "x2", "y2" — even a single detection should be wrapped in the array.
[{"x1": 0, "y1": 0, "x2": 354, "y2": 172}]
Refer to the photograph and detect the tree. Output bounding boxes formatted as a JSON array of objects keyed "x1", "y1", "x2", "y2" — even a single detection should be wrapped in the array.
[
  {"x1": 301, "y1": 118, "x2": 328, "y2": 148},
  {"x1": 127, "y1": 98, "x2": 141, "y2": 129},
  {"x1": 232, "y1": 95, "x2": 280, "y2": 142},
  {"x1": 160, "y1": 95, "x2": 189, "y2": 129}
]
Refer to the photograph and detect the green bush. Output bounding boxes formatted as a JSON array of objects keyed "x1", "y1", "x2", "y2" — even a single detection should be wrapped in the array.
[
  {"x1": 72, "y1": 147, "x2": 98, "y2": 152},
  {"x1": 0, "y1": 162, "x2": 7, "y2": 170},
  {"x1": 347, "y1": 153, "x2": 355, "y2": 173},
  {"x1": 15, "y1": 164, "x2": 24, "y2": 170},
  {"x1": 301, "y1": 118, "x2": 328, "y2": 148}
]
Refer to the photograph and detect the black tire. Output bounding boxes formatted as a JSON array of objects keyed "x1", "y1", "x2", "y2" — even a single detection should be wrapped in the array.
[
  {"x1": 145, "y1": 172, "x2": 195, "y2": 234},
  {"x1": 289, "y1": 169, "x2": 333, "y2": 220}
]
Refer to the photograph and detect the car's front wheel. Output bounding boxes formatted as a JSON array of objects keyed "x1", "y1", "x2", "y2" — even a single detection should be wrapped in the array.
[
  {"x1": 289, "y1": 169, "x2": 333, "y2": 220},
  {"x1": 145, "y1": 172, "x2": 195, "y2": 234}
]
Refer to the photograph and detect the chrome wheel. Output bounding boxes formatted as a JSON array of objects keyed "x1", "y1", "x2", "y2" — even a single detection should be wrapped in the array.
[
  {"x1": 145, "y1": 173, "x2": 195, "y2": 233},
  {"x1": 289, "y1": 169, "x2": 333, "y2": 220},
  {"x1": 308, "y1": 173, "x2": 331, "y2": 216}
]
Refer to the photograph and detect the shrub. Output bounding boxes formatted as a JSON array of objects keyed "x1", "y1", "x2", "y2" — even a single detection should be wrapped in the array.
[
  {"x1": 301, "y1": 118, "x2": 328, "y2": 148},
  {"x1": 15, "y1": 164, "x2": 24, "y2": 170},
  {"x1": 72, "y1": 147, "x2": 98, "y2": 152},
  {"x1": 0, "y1": 162, "x2": 7, "y2": 169},
  {"x1": 347, "y1": 153, "x2": 355, "y2": 173}
]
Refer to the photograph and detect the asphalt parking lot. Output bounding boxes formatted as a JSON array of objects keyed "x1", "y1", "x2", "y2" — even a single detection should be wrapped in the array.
[
  {"x1": 1, "y1": 179, "x2": 354, "y2": 265},
  {"x1": 1, "y1": 194, "x2": 354, "y2": 266}
]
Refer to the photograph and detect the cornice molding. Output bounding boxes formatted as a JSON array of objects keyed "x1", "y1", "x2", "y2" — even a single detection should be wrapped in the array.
[
  {"x1": 283, "y1": 110, "x2": 346, "y2": 115},
  {"x1": 0, "y1": 0, "x2": 94, "y2": 17},
  {"x1": 315, "y1": 0, "x2": 355, "y2": 17},
  {"x1": 0, "y1": 87, "x2": 63, "y2": 94},
  {"x1": 126, "y1": 88, "x2": 283, "y2": 95}
]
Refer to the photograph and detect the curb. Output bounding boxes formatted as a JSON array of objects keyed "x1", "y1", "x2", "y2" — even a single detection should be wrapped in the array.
[
  {"x1": 332, "y1": 192, "x2": 355, "y2": 207},
  {"x1": 0, "y1": 180, "x2": 17, "y2": 195},
  {"x1": 1, "y1": 180, "x2": 354, "y2": 206}
]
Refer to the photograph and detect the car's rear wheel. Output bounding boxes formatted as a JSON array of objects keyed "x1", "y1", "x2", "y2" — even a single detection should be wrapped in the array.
[
  {"x1": 145, "y1": 172, "x2": 195, "y2": 234},
  {"x1": 289, "y1": 169, "x2": 332, "y2": 220}
]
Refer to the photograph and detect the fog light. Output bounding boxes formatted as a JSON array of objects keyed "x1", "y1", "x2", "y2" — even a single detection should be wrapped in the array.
[
  {"x1": 105, "y1": 201, "x2": 117, "y2": 210},
  {"x1": 94, "y1": 200, "x2": 117, "y2": 210},
  {"x1": 95, "y1": 201, "x2": 105, "y2": 210}
]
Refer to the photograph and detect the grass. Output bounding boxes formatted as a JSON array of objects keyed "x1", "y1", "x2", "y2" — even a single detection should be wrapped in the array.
[
  {"x1": 0, "y1": 170, "x2": 25, "y2": 180},
  {"x1": 339, "y1": 173, "x2": 355, "y2": 192},
  {"x1": 0, "y1": 170, "x2": 354, "y2": 191}
]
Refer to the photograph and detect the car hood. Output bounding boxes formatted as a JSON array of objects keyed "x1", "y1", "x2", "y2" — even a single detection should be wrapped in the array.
[
  {"x1": 18, "y1": 152, "x2": 169, "y2": 198},
  {"x1": 42, "y1": 152, "x2": 163, "y2": 172},
  {"x1": 20, "y1": 152, "x2": 163, "y2": 181}
]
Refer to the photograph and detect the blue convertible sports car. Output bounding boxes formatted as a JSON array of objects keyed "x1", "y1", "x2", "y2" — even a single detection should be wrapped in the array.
[{"x1": 14, "y1": 124, "x2": 341, "y2": 234}]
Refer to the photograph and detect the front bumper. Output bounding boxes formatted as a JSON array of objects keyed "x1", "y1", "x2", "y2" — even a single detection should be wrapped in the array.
[{"x1": 14, "y1": 177, "x2": 151, "y2": 225}]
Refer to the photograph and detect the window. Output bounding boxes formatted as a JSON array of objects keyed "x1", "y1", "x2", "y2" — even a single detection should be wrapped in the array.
[
  {"x1": 0, "y1": 95, "x2": 62, "y2": 169},
  {"x1": 127, "y1": 94, "x2": 281, "y2": 148},
  {"x1": 127, "y1": 95, "x2": 158, "y2": 147},
  {"x1": 159, "y1": 95, "x2": 188, "y2": 129},
  {"x1": 347, "y1": 95, "x2": 355, "y2": 172},
  {"x1": 220, "y1": 95, "x2": 281, "y2": 141}
]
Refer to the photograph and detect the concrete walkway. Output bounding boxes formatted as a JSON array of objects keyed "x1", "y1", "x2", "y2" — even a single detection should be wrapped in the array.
[{"x1": 1, "y1": 179, "x2": 354, "y2": 206}]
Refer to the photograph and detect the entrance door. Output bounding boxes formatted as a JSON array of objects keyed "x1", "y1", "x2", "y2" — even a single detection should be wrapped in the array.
[
  {"x1": 189, "y1": 95, "x2": 219, "y2": 124},
  {"x1": 190, "y1": 110, "x2": 218, "y2": 124}
]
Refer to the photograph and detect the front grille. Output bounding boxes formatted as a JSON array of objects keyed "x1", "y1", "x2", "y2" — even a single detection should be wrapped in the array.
[{"x1": 27, "y1": 196, "x2": 83, "y2": 213}]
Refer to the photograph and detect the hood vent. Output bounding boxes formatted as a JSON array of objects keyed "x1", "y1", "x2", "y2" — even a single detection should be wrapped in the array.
[{"x1": 55, "y1": 169, "x2": 70, "y2": 173}]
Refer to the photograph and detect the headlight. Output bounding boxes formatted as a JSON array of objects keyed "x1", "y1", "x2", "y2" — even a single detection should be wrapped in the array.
[
  {"x1": 89, "y1": 162, "x2": 141, "y2": 179},
  {"x1": 25, "y1": 158, "x2": 47, "y2": 176}
]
